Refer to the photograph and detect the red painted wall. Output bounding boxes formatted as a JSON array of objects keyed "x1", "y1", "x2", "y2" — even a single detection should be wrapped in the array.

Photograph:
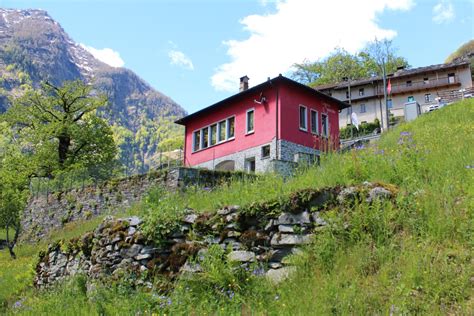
[
  {"x1": 183, "y1": 86, "x2": 278, "y2": 166},
  {"x1": 279, "y1": 84, "x2": 340, "y2": 151}
]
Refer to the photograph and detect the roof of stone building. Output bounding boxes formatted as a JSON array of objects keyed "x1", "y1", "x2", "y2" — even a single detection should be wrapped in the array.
[{"x1": 315, "y1": 60, "x2": 470, "y2": 91}]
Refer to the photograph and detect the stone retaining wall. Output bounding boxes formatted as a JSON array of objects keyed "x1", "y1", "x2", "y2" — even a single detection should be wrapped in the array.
[
  {"x1": 22, "y1": 168, "x2": 252, "y2": 242},
  {"x1": 35, "y1": 183, "x2": 395, "y2": 288}
]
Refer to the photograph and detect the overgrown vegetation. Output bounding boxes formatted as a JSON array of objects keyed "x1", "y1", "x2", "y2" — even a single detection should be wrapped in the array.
[{"x1": 1, "y1": 100, "x2": 473, "y2": 314}]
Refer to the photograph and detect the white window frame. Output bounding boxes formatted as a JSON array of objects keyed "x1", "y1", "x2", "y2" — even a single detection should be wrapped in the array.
[
  {"x1": 299, "y1": 105, "x2": 308, "y2": 131},
  {"x1": 227, "y1": 116, "x2": 235, "y2": 139},
  {"x1": 192, "y1": 130, "x2": 200, "y2": 152},
  {"x1": 424, "y1": 93, "x2": 431, "y2": 103},
  {"x1": 192, "y1": 115, "x2": 235, "y2": 153},
  {"x1": 359, "y1": 88, "x2": 364, "y2": 96},
  {"x1": 310, "y1": 109, "x2": 319, "y2": 135},
  {"x1": 321, "y1": 113, "x2": 329, "y2": 138},
  {"x1": 246, "y1": 108, "x2": 255, "y2": 135},
  {"x1": 360, "y1": 104, "x2": 366, "y2": 113}
]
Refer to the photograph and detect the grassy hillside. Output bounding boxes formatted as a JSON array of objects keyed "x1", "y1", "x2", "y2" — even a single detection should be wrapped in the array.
[{"x1": 1, "y1": 99, "x2": 473, "y2": 315}]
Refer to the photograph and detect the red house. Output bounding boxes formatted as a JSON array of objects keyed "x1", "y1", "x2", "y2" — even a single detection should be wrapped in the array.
[{"x1": 175, "y1": 75, "x2": 349, "y2": 174}]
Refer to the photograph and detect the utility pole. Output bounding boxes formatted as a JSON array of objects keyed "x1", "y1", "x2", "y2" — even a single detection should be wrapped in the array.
[
  {"x1": 343, "y1": 77, "x2": 353, "y2": 139},
  {"x1": 382, "y1": 58, "x2": 389, "y2": 131}
]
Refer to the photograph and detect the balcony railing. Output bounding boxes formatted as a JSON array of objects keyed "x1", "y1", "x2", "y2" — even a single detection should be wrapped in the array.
[{"x1": 388, "y1": 76, "x2": 460, "y2": 95}]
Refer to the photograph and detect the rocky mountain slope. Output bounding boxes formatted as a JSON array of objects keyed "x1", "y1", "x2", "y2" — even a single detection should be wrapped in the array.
[{"x1": 0, "y1": 8, "x2": 186, "y2": 173}]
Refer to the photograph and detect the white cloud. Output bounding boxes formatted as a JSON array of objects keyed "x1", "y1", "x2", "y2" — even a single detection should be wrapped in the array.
[
  {"x1": 432, "y1": 0, "x2": 455, "y2": 24},
  {"x1": 168, "y1": 50, "x2": 194, "y2": 70},
  {"x1": 80, "y1": 44, "x2": 124, "y2": 68},
  {"x1": 211, "y1": 0, "x2": 414, "y2": 92}
]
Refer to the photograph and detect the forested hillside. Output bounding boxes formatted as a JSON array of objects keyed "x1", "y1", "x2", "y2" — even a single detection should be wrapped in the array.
[{"x1": 0, "y1": 8, "x2": 186, "y2": 173}]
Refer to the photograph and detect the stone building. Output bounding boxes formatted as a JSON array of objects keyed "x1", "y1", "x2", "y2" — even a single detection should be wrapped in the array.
[{"x1": 316, "y1": 60, "x2": 473, "y2": 128}]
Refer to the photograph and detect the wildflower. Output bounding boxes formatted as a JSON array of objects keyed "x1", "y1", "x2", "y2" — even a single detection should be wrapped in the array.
[
  {"x1": 400, "y1": 131, "x2": 411, "y2": 136},
  {"x1": 274, "y1": 295, "x2": 280, "y2": 301},
  {"x1": 167, "y1": 298, "x2": 172, "y2": 306},
  {"x1": 13, "y1": 299, "x2": 23, "y2": 309}
]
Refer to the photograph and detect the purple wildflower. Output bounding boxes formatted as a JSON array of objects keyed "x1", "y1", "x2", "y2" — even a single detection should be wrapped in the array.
[{"x1": 400, "y1": 131, "x2": 411, "y2": 136}]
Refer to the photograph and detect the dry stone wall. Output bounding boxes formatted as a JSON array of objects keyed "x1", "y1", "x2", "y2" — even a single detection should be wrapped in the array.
[
  {"x1": 35, "y1": 182, "x2": 395, "y2": 288},
  {"x1": 21, "y1": 168, "x2": 252, "y2": 242}
]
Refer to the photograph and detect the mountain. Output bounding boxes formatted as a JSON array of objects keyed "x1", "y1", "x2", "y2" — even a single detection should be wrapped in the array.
[
  {"x1": 0, "y1": 8, "x2": 186, "y2": 173},
  {"x1": 445, "y1": 40, "x2": 474, "y2": 81}
]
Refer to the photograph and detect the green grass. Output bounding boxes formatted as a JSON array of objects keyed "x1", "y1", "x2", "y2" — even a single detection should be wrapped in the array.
[{"x1": 2, "y1": 100, "x2": 473, "y2": 315}]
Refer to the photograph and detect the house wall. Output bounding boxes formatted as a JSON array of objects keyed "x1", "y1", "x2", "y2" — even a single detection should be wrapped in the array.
[
  {"x1": 331, "y1": 64, "x2": 473, "y2": 127},
  {"x1": 183, "y1": 85, "x2": 278, "y2": 167},
  {"x1": 279, "y1": 84, "x2": 341, "y2": 151}
]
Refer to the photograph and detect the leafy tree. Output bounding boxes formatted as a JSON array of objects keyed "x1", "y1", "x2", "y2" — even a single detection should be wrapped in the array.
[
  {"x1": 0, "y1": 123, "x2": 30, "y2": 259},
  {"x1": 291, "y1": 40, "x2": 409, "y2": 87},
  {"x1": 2, "y1": 80, "x2": 117, "y2": 177}
]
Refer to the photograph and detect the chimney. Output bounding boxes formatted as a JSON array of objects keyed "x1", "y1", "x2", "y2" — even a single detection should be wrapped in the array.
[{"x1": 240, "y1": 75, "x2": 249, "y2": 92}]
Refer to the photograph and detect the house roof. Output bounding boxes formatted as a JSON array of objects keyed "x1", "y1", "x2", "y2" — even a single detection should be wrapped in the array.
[
  {"x1": 175, "y1": 74, "x2": 350, "y2": 125},
  {"x1": 314, "y1": 60, "x2": 470, "y2": 91}
]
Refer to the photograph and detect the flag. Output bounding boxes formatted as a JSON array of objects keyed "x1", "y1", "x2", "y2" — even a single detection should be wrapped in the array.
[
  {"x1": 387, "y1": 79, "x2": 392, "y2": 95},
  {"x1": 351, "y1": 112, "x2": 360, "y2": 131}
]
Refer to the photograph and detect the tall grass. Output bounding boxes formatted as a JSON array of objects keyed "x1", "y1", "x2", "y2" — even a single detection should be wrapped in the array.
[{"x1": 2, "y1": 100, "x2": 473, "y2": 314}]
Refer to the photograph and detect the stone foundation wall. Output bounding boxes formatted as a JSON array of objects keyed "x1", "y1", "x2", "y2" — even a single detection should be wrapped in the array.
[
  {"x1": 21, "y1": 168, "x2": 252, "y2": 242},
  {"x1": 35, "y1": 183, "x2": 395, "y2": 288}
]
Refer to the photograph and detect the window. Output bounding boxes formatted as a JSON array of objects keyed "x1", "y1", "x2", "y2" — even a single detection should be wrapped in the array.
[
  {"x1": 210, "y1": 124, "x2": 217, "y2": 146},
  {"x1": 246, "y1": 109, "x2": 254, "y2": 134},
  {"x1": 202, "y1": 128, "x2": 209, "y2": 149},
  {"x1": 227, "y1": 117, "x2": 235, "y2": 138},
  {"x1": 193, "y1": 116, "x2": 235, "y2": 152},
  {"x1": 387, "y1": 99, "x2": 393, "y2": 109},
  {"x1": 408, "y1": 96, "x2": 415, "y2": 102},
  {"x1": 423, "y1": 77, "x2": 429, "y2": 84},
  {"x1": 321, "y1": 113, "x2": 329, "y2": 137},
  {"x1": 261, "y1": 145, "x2": 270, "y2": 159},
  {"x1": 424, "y1": 93, "x2": 431, "y2": 103},
  {"x1": 310, "y1": 109, "x2": 319, "y2": 134},
  {"x1": 294, "y1": 153, "x2": 318, "y2": 165},
  {"x1": 245, "y1": 157, "x2": 256, "y2": 172},
  {"x1": 359, "y1": 88, "x2": 364, "y2": 96},
  {"x1": 360, "y1": 104, "x2": 366, "y2": 113},
  {"x1": 448, "y1": 73, "x2": 455, "y2": 84},
  {"x1": 299, "y1": 105, "x2": 307, "y2": 131},
  {"x1": 346, "y1": 90, "x2": 350, "y2": 99},
  {"x1": 406, "y1": 80, "x2": 412, "y2": 87},
  {"x1": 218, "y1": 120, "x2": 226, "y2": 142},
  {"x1": 193, "y1": 130, "x2": 201, "y2": 152}
]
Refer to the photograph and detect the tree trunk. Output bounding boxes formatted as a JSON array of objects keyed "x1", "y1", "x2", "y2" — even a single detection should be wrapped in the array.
[
  {"x1": 5, "y1": 223, "x2": 20, "y2": 260},
  {"x1": 58, "y1": 135, "x2": 71, "y2": 165}
]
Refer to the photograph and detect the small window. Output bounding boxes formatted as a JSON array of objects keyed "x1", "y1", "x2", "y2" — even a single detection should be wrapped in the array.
[
  {"x1": 310, "y1": 110, "x2": 319, "y2": 134},
  {"x1": 387, "y1": 99, "x2": 393, "y2": 109},
  {"x1": 245, "y1": 157, "x2": 256, "y2": 172},
  {"x1": 246, "y1": 109, "x2": 254, "y2": 134},
  {"x1": 321, "y1": 113, "x2": 329, "y2": 137},
  {"x1": 406, "y1": 80, "x2": 412, "y2": 87},
  {"x1": 408, "y1": 96, "x2": 415, "y2": 102},
  {"x1": 218, "y1": 120, "x2": 226, "y2": 142},
  {"x1": 210, "y1": 124, "x2": 217, "y2": 146},
  {"x1": 261, "y1": 145, "x2": 270, "y2": 158},
  {"x1": 193, "y1": 131, "x2": 201, "y2": 152},
  {"x1": 424, "y1": 93, "x2": 431, "y2": 103},
  {"x1": 423, "y1": 77, "x2": 429, "y2": 84},
  {"x1": 359, "y1": 88, "x2": 364, "y2": 96},
  {"x1": 202, "y1": 128, "x2": 209, "y2": 149},
  {"x1": 360, "y1": 104, "x2": 366, "y2": 113},
  {"x1": 299, "y1": 105, "x2": 307, "y2": 131},
  {"x1": 227, "y1": 117, "x2": 235, "y2": 138},
  {"x1": 448, "y1": 73, "x2": 455, "y2": 83},
  {"x1": 346, "y1": 90, "x2": 350, "y2": 99}
]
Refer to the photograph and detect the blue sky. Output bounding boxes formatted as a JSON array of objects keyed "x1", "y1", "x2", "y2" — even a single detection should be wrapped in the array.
[{"x1": 1, "y1": 0, "x2": 473, "y2": 114}]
